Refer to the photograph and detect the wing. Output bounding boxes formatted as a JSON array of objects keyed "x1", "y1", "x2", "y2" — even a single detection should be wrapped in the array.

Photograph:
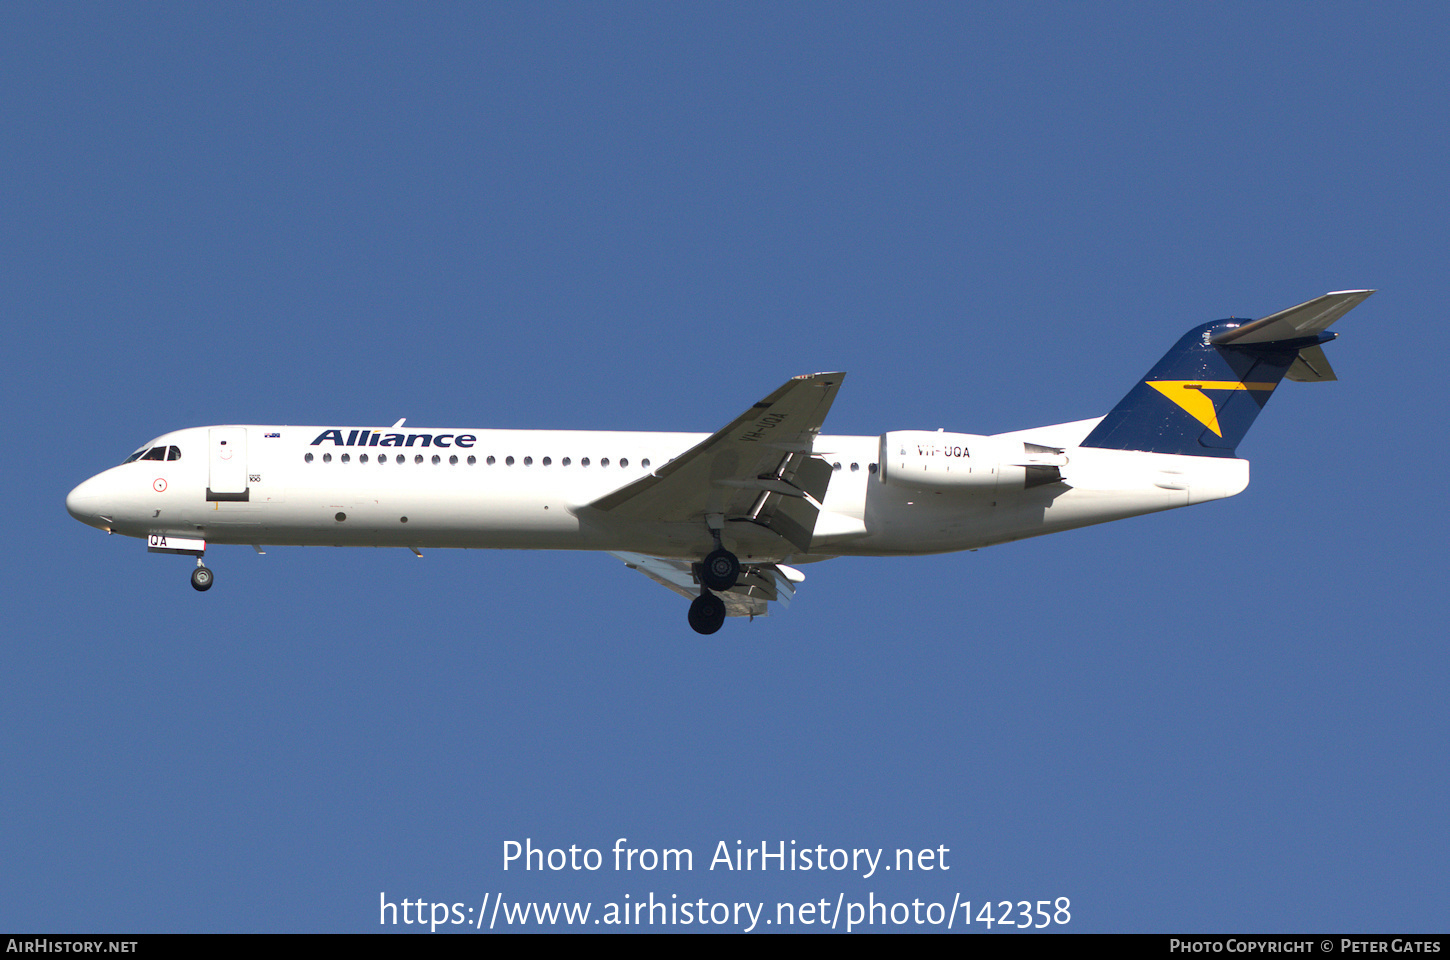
[
  {"x1": 584, "y1": 372, "x2": 845, "y2": 552},
  {"x1": 610, "y1": 551, "x2": 806, "y2": 618}
]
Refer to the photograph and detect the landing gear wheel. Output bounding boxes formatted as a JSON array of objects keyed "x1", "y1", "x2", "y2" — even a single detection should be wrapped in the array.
[
  {"x1": 688, "y1": 592, "x2": 726, "y2": 635},
  {"x1": 700, "y1": 548, "x2": 740, "y2": 591},
  {"x1": 191, "y1": 566, "x2": 214, "y2": 592}
]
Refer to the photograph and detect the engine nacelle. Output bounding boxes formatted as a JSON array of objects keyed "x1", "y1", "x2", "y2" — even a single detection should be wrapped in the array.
[{"x1": 877, "y1": 430, "x2": 1066, "y2": 493}]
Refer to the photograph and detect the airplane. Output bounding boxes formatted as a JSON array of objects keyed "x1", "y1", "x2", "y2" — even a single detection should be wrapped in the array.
[{"x1": 66, "y1": 290, "x2": 1373, "y2": 634}]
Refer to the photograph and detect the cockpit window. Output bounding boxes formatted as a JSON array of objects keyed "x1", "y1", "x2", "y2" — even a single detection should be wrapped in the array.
[{"x1": 123, "y1": 444, "x2": 175, "y2": 464}]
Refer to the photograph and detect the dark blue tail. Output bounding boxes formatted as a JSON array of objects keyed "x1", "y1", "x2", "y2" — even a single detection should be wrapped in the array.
[{"x1": 1080, "y1": 291, "x2": 1372, "y2": 457}]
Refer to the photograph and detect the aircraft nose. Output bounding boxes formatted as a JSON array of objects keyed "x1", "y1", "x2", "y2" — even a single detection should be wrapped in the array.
[{"x1": 66, "y1": 475, "x2": 110, "y2": 530}]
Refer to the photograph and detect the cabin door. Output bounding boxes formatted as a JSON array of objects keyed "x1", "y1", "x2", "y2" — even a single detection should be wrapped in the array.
[{"x1": 207, "y1": 428, "x2": 250, "y2": 501}]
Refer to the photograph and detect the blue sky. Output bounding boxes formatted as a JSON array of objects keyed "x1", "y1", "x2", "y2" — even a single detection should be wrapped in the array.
[{"x1": 4, "y1": 2, "x2": 1447, "y2": 932}]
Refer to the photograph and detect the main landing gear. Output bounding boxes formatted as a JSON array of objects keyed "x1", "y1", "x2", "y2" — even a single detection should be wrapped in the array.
[
  {"x1": 688, "y1": 590, "x2": 726, "y2": 635},
  {"x1": 190, "y1": 558, "x2": 214, "y2": 592},
  {"x1": 700, "y1": 547, "x2": 740, "y2": 591},
  {"x1": 689, "y1": 542, "x2": 739, "y2": 634}
]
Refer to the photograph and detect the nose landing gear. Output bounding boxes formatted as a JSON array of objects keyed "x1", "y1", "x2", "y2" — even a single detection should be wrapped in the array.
[{"x1": 190, "y1": 559, "x2": 214, "y2": 592}]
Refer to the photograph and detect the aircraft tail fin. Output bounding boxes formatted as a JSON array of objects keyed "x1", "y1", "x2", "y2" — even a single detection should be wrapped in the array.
[{"x1": 1079, "y1": 290, "x2": 1374, "y2": 457}]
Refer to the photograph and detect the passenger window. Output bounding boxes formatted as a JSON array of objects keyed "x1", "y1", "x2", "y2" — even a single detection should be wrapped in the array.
[
  {"x1": 449, "y1": 455, "x2": 458, "y2": 465},
  {"x1": 619, "y1": 458, "x2": 628, "y2": 468},
  {"x1": 323, "y1": 453, "x2": 332, "y2": 463},
  {"x1": 431, "y1": 454, "x2": 440, "y2": 464},
  {"x1": 468, "y1": 456, "x2": 477, "y2": 465},
  {"x1": 341, "y1": 453, "x2": 351, "y2": 463},
  {"x1": 304, "y1": 452, "x2": 314, "y2": 463}
]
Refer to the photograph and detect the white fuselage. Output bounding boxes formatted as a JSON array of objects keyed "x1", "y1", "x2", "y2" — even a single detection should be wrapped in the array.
[{"x1": 66, "y1": 421, "x2": 1250, "y2": 563}]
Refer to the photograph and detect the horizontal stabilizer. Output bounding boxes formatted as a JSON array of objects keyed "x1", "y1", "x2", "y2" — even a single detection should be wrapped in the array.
[{"x1": 1210, "y1": 290, "x2": 1374, "y2": 345}]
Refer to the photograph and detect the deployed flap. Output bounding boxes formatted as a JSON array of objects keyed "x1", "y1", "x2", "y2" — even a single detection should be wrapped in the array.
[
  {"x1": 587, "y1": 372, "x2": 845, "y2": 550},
  {"x1": 610, "y1": 551, "x2": 803, "y2": 618},
  {"x1": 1210, "y1": 290, "x2": 1374, "y2": 345}
]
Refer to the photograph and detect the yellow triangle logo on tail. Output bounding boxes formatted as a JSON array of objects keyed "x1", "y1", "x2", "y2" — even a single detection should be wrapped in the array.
[{"x1": 1145, "y1": 380, "x2": 1277, "y2": 436}]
